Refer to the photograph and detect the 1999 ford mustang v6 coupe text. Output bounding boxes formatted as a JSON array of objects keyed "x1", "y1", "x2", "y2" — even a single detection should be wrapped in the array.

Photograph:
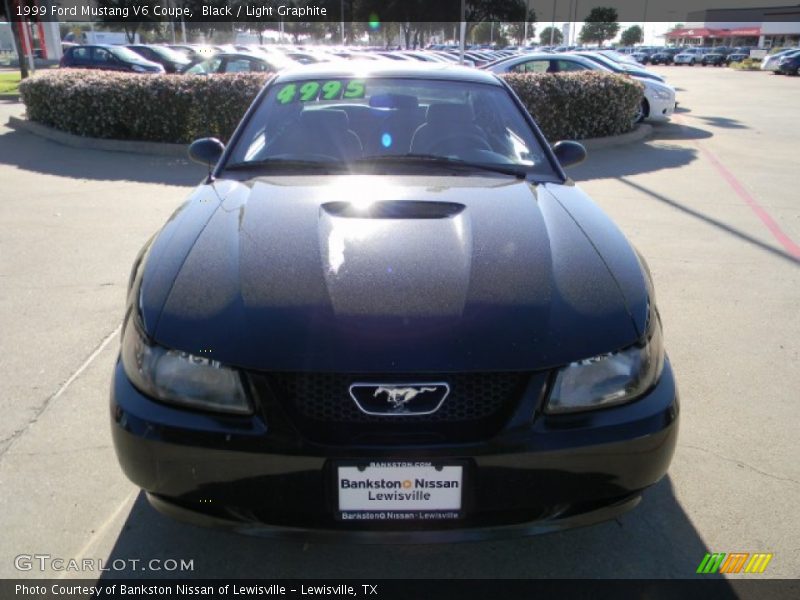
[{"x1": 111, "y1": 63, "x2": 678, "y2": 541}]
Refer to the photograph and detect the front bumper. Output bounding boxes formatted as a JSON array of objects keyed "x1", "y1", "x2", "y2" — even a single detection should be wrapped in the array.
[
  {"x1": 645, "y1": 94, "x2": 676, "y2": 122},
  {"x1": 110, "y1": 359, "x2": 679, "y2": 541}
]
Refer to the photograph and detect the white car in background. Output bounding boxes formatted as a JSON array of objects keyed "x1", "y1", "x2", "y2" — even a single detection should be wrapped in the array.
[
  {"x1": 673, "y1": 48, "x2": 704, "y2": 65},
  {"x1": 761, "y1": 48, "x2": 800, "y2": 71},
  {"x1": 486, "y1": 53, "x2": 676, "y2": 123}
]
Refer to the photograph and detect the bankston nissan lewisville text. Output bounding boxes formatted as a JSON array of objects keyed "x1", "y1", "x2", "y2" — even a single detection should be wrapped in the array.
[{"x1": 16, "y1": 584, "x2": 376, "y2": 596}]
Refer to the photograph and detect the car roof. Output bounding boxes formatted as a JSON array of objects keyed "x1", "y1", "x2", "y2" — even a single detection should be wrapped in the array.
[{"x1": 273, "y1": 61, "x2": 503, "y2": 86}]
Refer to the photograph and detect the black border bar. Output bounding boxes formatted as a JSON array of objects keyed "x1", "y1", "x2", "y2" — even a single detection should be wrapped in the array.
[
  {"x1": 2, "y1": 579, "x2": 800, "y2": 600},
  {"x1": 4, "y1": 0, "x2": 800, "y2": 23}
]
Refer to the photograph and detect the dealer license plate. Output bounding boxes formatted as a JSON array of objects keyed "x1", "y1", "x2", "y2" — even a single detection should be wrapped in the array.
[{"x1": 336, "y1": 461, "x2": 463, "y2": 521}]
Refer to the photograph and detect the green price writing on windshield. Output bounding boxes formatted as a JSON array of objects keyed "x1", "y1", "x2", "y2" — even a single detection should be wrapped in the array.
[{"x1": 275, "y1": 80, "x2": 366, "y2": 104}]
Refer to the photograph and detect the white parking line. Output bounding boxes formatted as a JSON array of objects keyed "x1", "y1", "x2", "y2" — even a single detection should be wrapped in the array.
[
  {"x1": 0, "y1": 324, "x2": 121, "y2": 460},
  {"x1": 57, "y1": 490, "x2": 138, "y2": 580}
]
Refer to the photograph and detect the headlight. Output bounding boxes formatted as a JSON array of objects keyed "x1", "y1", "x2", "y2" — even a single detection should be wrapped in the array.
[
  {"x1": 120, "y1": 320, "x2": 252, "y2": 415},
  {"x1": 546, "y1": 318, "x2": 665, "y2": 414},
  {"x1": 651, "y1": 86, "x2": 673, "y2": 100}
]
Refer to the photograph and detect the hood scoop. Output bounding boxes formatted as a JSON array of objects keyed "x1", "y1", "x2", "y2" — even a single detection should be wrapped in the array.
[{"x1": 322, "y1": 201, "x2": 464, "y2": 219}]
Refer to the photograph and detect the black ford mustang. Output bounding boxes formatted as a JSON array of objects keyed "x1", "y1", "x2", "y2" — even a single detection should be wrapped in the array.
[{"x1": 112, "y1": 63, "x2": 678, "y2": 541}]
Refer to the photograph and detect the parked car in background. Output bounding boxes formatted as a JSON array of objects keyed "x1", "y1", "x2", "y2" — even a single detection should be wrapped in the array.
[
  {"x1": 127, "y1": 45, "x2": 191, "y2": 73},
  {"x1": 700, "y1": 52, "x2": 726, "y2": 67},
  {"x1": 59, "y1": 45, "x2": 164, "y2": 73},
  {"x1": 185, "y1": 52, "x2": 282, "y2": 75},
  {"x1": 631, "y1": 48, "x2": 654, "y2": 64},
  {"x1": 762, "y1": 48, "x2": 800, "y2": 71},
  {"x1": 726, "y1": 48, "x2": 753, "y2": 64},
  {"x1": 776, "y1": 49, "x2": 800, "y2": 75},
  {"x1": 595, "y1": 49, "x2": 641, "y2": 66},
  {"x1": 649, "y1": 48, "x2": 680, "y2": 65},
  {"x1": 673, "y1": 48, "x2": 704, "y2": 65},
  {"x1": 487, "y1": 53, "x2": 676, "y2": 124},
  {"x1": 571, "y1": 51, "x2": 667, "y2": 82}
]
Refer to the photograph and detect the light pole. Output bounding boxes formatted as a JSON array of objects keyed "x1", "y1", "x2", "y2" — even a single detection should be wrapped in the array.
[
  {"x1": 459, "y1": 0, "x2": 466, "y2": 64},
  {"x1": 549, "y1": 0, "x2": 557, "y2": 46},
  {"x1": 340, "y1": 0, "x2": 345, "y2": 44},
  {"x1": 572, "y1": 0, "x2": 580, "y2": 45},
  {"x1": 642, "y1": 0, "x2": 649, "y2": 45},
  {"x1": 524, "y1": 0, "x2": 530, "y2": 44}
]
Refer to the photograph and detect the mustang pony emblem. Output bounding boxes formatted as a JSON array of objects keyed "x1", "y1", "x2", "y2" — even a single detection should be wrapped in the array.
[{"x1": 374, "y1": 386, "x2": 438, "y2": 410}]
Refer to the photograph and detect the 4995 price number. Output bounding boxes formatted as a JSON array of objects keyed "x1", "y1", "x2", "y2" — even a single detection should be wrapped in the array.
[{"x1": 276, "y1": 81, "x2": 366, "y2": 104}]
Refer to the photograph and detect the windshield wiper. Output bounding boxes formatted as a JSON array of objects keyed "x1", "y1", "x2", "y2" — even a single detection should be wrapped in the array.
[
  {"x1": 223, "y1": 158, "x2": 345, "y2": 172},
  {"x1": 354, "y1": 154, "x2": 528, "y2": 179}
]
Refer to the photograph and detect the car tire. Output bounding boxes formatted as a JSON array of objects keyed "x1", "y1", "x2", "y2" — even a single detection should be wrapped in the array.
[{"x1": 633, "y1": 98, "x2": 649, "y2": 125}]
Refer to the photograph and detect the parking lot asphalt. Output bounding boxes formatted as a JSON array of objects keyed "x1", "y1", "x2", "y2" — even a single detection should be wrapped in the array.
[{"x1": 0, "y1": 66, "x2": 798, "y2": 580}]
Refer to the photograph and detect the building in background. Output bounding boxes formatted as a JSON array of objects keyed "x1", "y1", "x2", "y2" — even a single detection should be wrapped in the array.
[{"x1": 665, "y1": 4, "x2": 800, "y2": 47}]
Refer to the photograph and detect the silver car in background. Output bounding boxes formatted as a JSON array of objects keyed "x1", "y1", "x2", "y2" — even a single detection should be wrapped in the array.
[
  {"x1": 761, "y1": 48, "x2": 800, "y2": 71},
  {"x1": 486, "y1": 53, "x2": 676, "y2": 124}
]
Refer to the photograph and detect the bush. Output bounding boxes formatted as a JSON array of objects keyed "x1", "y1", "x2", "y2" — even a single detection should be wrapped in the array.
[
  {"x1": 20, "y1": 69, "x2": 643, "y2": 145},
  {"x1": 20, "y1": 70, "x2": 273, "y2": 144},
  {"x1": 502, "y1": 71, "x2": 644, "y2": 140},
  {"x1": 730, "y1": 58, "x2": 762, "y2": 71}
]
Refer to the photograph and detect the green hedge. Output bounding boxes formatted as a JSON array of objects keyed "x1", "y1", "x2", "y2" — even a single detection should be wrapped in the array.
[
  {"x1": 729, "y1": 58, "x2": 762, "y2": 71},
  {"x1": 20, "y1": 70, "x2": 273, "y2": 143},
  {"x1": 20, "y1": 69, "x2": 643, "y2": 144},
  {"x1": 502, "y1": 71, "x2": 644, "y2": 140}
]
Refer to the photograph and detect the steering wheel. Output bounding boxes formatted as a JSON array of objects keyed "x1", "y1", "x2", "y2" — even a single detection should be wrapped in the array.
[{"x1": 428, "y1": 134, "x2": 492, "y2": 156}]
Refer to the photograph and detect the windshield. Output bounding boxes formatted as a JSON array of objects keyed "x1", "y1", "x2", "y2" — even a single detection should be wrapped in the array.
[
  {"x1": 109, "y1": 46, "x2": 151, "y2": 63},
  {"x1": 149, "y1": 45, "x2": 191, "y2": 63},
  {"x1": 225, "y1": 77, "x2": 553, "y2": 177},
  {"x1": 186, "y1": 56, "x2": 221, "y2": 74},
  {"x1": 580, "y1": 53, "x2": 621, "y2": 71}
]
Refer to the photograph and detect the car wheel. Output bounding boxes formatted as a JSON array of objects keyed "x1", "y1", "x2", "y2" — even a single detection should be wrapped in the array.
[{"x1": 633, "y1": 98, "x2": 649, "y2": 125}]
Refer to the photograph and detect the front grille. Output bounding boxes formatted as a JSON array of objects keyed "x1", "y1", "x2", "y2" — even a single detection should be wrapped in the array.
[
  {"x1": 254, "y1": 372, "x2": 533, "y2": 444},
  {"x1": 271, "y1": 372, "x2": 527, "y2": 423}
]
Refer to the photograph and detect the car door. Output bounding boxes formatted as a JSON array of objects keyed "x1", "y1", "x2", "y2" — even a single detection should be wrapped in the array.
[
  {"x1": 91, "y1": 47, "x2": 124, "y2": 72},
  {"x1": 555, "y1": 59, "x2": 590, "y2": 73},
  {"x1": 221, "y1": 57, "x2": 251, "y2": 73},
  {"x1": 68, "y1": 46, "x2": 91, "y2": 68},
  {"x1": 510, "y1": 59, "x2": 552, "y2": 74}
]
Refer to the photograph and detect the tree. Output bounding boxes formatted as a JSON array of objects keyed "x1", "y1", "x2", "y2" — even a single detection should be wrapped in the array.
[
  {"x1": 539, "y1": 26, "x2": 563, "y2": 46},
  {"x1": 579, "y1": 6, "x2": 620, "y2": 47},
  {"x1": 464, "y1": 0, "x2": 527, "y2": 42},
  {"x1": 94, "y1": 0, "x2": 160, "y2": 43},
  {"x1": 505, "y1": 9, "x2": 537, "y2": 45},
  {"x1": 620, "y1": 25, "x2": 643, "y2": 46},
  {"x1": 283, "y1": 22, "x2": 329, "y2": 44},
  {"x1": 353, "y1": 1, "x2": 452, "y2": 47}
]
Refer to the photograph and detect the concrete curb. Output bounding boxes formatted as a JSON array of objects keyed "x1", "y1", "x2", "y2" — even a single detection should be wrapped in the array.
[
  {"x1": 8, "y1": 115, "x2": 652, "y2": 157},
  {"x1": 6, "y1": 116, "x2": 189, "y2": 157},
  {"x1": 581, "y1": 124, "x2": 653, "y2": 150}
]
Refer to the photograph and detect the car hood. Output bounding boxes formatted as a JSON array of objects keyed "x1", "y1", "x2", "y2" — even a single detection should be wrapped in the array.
[{"x1": 140, "y1": 175, "x2": 647, "y2": 372}]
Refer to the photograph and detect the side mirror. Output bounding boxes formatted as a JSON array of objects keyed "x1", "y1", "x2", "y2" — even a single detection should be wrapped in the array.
[
  {"x1": 188, "y1": 137, "x2": 225, "y2": 167},
  {"x1": 552, "y1": 141, "x2": 587, "y2": 168}
]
